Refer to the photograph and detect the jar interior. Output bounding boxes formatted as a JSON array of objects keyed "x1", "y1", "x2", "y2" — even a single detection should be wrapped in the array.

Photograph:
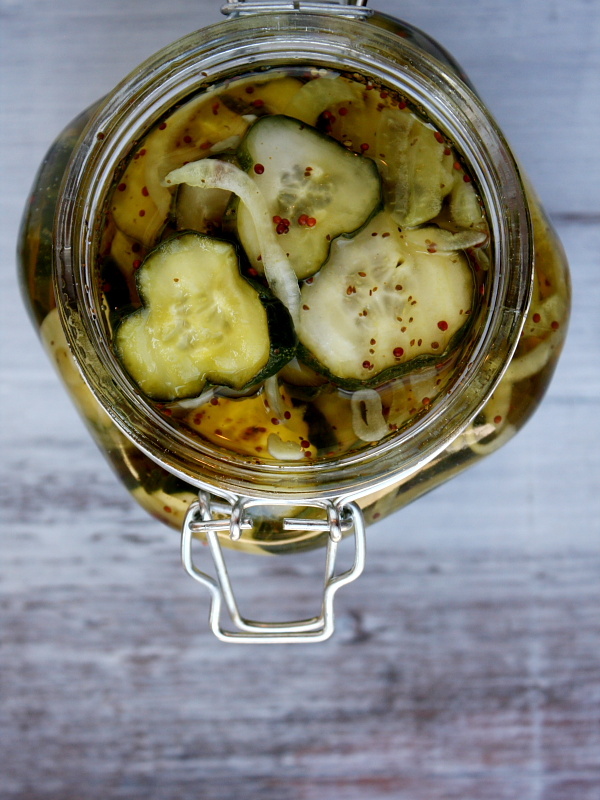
[{"x1": 55, "y1": 13, "x2": 531, "y2": 501}]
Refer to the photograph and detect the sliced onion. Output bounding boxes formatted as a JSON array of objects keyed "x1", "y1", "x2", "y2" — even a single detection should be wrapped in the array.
[
  {"x1": 351, "y1": 389, "x2": 389, "y2": 442},
  {"x1": 267, "y1": 433, "x2": 304, "y2": 461},
  {"x1": 164, "y1": 159, "x2": 301, "y2": 322},
  {"x1": 210, "y1": 135, "x2": 242, "y2": 154},
  {"x1": 263, "y1": 375, "x2": 286, "y2": 420},
  {"x1": 164, "y1": 386, "x2": 218, "y2": 411},
  {"x1": 166, "y1": 384, "x2": 255, "y2": 411},
  {"x1": 404, "y1": 226, "x2": 488, "y2": 252}
]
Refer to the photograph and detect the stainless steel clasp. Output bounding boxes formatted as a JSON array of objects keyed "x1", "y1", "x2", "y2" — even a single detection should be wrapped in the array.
[
  {"x1": 221, "y1": 0, "x2": 371, "y2": 19},
  {"x1": 181, "y1": 492, "x2": 366, "y2": 643}
]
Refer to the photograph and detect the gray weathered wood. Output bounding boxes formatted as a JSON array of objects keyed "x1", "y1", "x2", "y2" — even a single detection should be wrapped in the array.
[{"x1": 1, "y1": 1, "x2": 599, "y2": 798}]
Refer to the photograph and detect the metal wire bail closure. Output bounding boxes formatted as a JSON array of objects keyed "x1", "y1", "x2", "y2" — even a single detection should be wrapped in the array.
[
  {"x1": 181, "y1": 493, "x2": 366, "y2": 643},
  {"x1": 221, "y1": 0, "x2": 371, "y2": 18}
]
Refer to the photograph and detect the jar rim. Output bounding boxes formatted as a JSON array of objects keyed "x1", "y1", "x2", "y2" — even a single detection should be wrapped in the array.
[{"x1": 54, "y1": 10, "x2": 532, "y2": 501}]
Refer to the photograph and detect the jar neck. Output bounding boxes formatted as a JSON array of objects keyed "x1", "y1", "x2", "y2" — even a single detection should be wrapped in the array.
[{"x1": 54, "y1": 11, "x2": 532, "y2": 502}]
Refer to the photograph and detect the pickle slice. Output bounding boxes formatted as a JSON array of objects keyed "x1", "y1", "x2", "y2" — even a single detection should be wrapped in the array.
[
  {"x1": 297, "y1": 212, "x2": 475, "y2": 388},
  {"x1": 115, "y1": 232, "x2": 290, "y2": 400},
  {"x1": 376, "y1": 107, "x2": 454, "y2": 228},
  {"x1": 283, "y1": 74, "x2": 363, "y2": 125},
  {"x1": 236, "y1": 115, "x2": 382, "y2": 280}
]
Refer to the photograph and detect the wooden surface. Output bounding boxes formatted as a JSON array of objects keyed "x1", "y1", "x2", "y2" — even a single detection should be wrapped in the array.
[{"x1": 1, "y1": 1, "x2": 599, "y2": 798}]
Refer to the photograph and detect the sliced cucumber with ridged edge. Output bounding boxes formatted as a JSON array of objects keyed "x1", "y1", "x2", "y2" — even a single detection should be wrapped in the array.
[
  {"x1": 376, "y1": 107, "x2": 455, "y2": 229},
  {"x1": 297, "y1": 211, "x2": 476, "y2": 389},
  {"x1": 236, "y1": 115, "x2": 381, "y2": 280},
  {"x1": 115, "y1": 231, "x2": 294, "y2": 401}
]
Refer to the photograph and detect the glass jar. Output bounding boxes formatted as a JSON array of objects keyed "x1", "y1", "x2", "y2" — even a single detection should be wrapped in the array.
[{"x1": 19, "y1": 0, "x2": 570, "y2": 642}]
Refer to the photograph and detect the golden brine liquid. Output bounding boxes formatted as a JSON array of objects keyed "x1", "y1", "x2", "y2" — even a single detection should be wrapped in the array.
[{"x1": 97, "y1": 65, "x2": 493, "y2": 465}]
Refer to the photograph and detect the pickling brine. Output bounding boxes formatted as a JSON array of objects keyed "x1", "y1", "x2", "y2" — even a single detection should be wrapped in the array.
[
  {"x1": 100, "y1": 66, "x2": 491, "y2": 468},
  {"x1": 19, "y1": 6, "x2": 569, "y2": 570}
]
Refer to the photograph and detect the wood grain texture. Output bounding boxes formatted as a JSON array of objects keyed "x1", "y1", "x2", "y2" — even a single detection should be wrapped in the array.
[{"x1": 1, "y1": 1, "x2": 599, "y2": 798}]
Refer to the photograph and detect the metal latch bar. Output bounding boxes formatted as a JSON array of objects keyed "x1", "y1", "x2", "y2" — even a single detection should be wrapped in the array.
[
  {"x1": 221, "y1": 0, "x2": 371, "y2": 18},
  {"x1": 181, "y1": 492, "x2": 366, "y2": 643}
]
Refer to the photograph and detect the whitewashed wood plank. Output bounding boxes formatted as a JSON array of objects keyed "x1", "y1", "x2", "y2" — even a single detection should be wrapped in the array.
[{"x1": 1, "y1": 1, "x2": 599, "y2": 798}]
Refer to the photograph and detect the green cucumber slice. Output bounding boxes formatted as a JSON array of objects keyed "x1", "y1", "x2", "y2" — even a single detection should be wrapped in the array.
[
  {"x1": 115, "y1": 232, "x2": 293, "y2": 401},
  {"x1": 236, "y1": 115, "x2": 381, "y2": 280},
  {"x1": 402, "y1": 226, "x2": 487, "y2": 252},
  {"x1": 297, "y1": 212, "x2": 475, "y2": 388},
  {"x1": 283, "y1": 75, "x2": 363, "y2": 125},
  {"x1": 376, "y1": 107, "x2": 454, "y2": 228},
  {"x1": 449, "y1": 174, "x2": 486, "y2": 230}
]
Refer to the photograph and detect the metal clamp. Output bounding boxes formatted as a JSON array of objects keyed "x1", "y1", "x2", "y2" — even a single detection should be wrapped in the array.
[
  {"x1": 221, "y1": 0, "x2": 371, "y2": 18},
  {"x1": 181, "y1": 492, "x2": 366, "y2": 643}
]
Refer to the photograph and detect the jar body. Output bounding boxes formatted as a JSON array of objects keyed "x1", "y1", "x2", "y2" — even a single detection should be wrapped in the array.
[{"x1": 18, "y1": 10, "x2": 570, "y2": 552}]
